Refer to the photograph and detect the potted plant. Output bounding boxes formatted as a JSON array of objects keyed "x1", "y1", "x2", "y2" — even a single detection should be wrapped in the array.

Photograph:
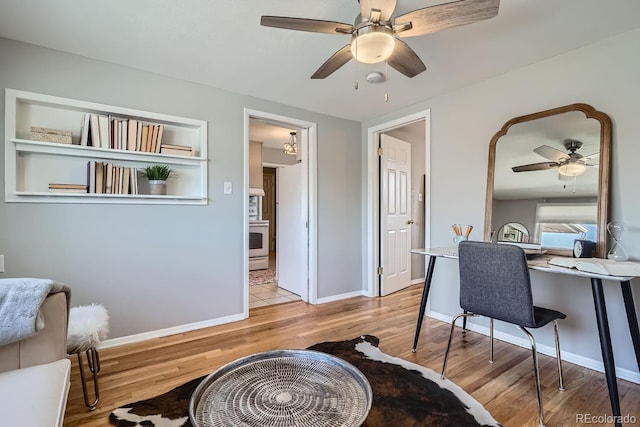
[{"x1": 142, "y1": 164, "x2": 173, "y2": 195}]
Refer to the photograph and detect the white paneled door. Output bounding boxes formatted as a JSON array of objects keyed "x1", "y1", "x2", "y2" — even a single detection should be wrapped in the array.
[
  {"x1": 277, "y1": 162, "x2": 307, "y2": 300},
  {"x1": 380, "y1": 134, "x2": 412, "y2": 296}
]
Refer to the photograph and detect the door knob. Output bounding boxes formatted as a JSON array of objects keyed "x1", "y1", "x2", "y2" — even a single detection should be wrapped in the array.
[{"x1": 407, "y1": 219, "x2": 415, "y2": 225}]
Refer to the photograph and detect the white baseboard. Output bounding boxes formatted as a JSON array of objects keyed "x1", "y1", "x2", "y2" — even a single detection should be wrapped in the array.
[
  {"x1": 99, "y1": 313, "x2": 247, "y2": 349},
  {"x1": 99, "y1": 290, "x2": 367, "y2": 349},
  {"x1": 427, "y1": 310, "x2": 640, "y2": 385},
  {"x1": 316, "y1": 290, "x2": 366, "y2": 304}
]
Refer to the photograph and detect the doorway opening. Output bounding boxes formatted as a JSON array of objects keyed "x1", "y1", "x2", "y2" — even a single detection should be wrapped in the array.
[
  {"x1": 365, "y1": 110, "x2": 431, "y2": 297},
  {"x1": 244, "y1": 109, "x2": 318, "y2": 314}
]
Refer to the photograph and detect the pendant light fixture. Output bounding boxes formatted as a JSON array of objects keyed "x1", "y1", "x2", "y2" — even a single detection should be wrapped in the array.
[{"x1": 283, "y1": 131, "x2": 297, "y2": 155}]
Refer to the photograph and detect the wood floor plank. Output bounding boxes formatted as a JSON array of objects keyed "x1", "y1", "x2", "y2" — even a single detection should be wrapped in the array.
[{"x1": 63, "y1": 284, "x2": 640, "y2": 427}]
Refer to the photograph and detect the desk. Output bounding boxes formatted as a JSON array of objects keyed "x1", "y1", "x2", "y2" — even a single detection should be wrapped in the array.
[{"x1": 411, "y1": 247, "x2": 640, "y2": 427}]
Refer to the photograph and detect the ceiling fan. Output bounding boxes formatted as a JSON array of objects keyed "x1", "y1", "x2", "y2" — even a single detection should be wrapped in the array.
[
  {"x1": 260, "y1": 0, "x2": 500, "y2": 79},
  {"x1": 512, "y1": 139, "x2": 599, "y2": 180}
]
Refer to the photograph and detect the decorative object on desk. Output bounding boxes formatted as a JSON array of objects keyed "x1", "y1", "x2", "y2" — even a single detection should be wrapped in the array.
[
  {"x1": 607, "y1": 221, "x2": 628, "y2": 261},
  {"x1": 497, "y1": 241, "x2": 545, "y2": 256},
  {"x1": 142, "y1": 165, "x2": 173, "y2": 195},
  {"x1": 452, "y1": 224, "x2": 473, "y2": 245},
  {"x1": 109, "y1": 335, "x2": 500, "y2": 427},
  {"x1": 30, "y1": 126, "x2": 73, "y2": 144},
  {"x1": 453, "y1": 235, "x2": 468, "y2": 245},
  {"x1": 497, "y1": 222, "x2": 529, "y2": 243},
  {"x1": 548, "y1": 256, "x2": 640, "y2": 276},
  {"x1": 573, "y1": 239, "x2": 596, "y2": 258}
]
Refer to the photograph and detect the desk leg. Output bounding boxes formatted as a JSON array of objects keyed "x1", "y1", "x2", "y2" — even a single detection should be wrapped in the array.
[
  {"x1": 591, "y1": 278, "x2": 622, "y2": 427},
  {"x1": 413, "y1": 256, "x2": 436, "y2": 352},
  {"x1": 621, "y1": 281, "x2": 640, "y2": 371}
]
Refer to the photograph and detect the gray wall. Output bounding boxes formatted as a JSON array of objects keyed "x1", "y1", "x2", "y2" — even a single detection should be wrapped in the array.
[
  {"x1": 363, "y1": 28, "x2": 640, "y2": 377},
  {"x1": 0, "y1": 38, "x2": 362, "y2": 339}
]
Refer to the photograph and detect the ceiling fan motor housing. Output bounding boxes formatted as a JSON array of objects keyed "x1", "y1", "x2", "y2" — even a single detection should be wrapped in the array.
[{"x1": 563, "y1": 139, "x2": 583, "y2": 152}]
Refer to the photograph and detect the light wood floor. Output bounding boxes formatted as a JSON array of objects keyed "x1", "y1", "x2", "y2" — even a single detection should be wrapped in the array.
[{"x1": 63, "y1": 284, "x2": 639, "y2": 427}]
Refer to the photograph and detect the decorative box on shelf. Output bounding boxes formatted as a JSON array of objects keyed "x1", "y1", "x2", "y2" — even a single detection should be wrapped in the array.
[{"x1": 29, "y1": 126, "x2": 73, "y2": 144}]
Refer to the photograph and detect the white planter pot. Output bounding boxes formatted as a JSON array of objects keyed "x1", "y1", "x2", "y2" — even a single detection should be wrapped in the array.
[{"x1": 149, "y1": 180, "x2": 167, "y2": 195}]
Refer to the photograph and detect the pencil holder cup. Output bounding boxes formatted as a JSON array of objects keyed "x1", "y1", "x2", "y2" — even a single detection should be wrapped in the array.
[{"x1": 453, "y1": 235, "x2": 469, "y2": 245}]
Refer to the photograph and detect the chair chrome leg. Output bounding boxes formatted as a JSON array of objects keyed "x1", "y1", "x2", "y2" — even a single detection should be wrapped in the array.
[
  {"x1": 518, "y1": 326, "x2": 545, "y2": 427},
  {"x1": 77, "y1": 347, "x2": 101, "y2": 411},
  {"x1": 553, "y1": 320, "x2": 565, "y2": 391},
  {"x1": 441, "y1": 312, "x2": 476, "y2": 379},
  {"x1": 489, "y1": 318, "x2": 494, "y2": 363}
]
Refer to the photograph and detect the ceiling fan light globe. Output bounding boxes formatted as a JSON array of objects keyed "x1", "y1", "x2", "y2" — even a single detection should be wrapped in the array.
[
  {"x1": 350, "y1": 27, "x2": 395, "y2": 64},
  {"x1": 558, "y1": 162, "x2": 587, "y2": 177}
]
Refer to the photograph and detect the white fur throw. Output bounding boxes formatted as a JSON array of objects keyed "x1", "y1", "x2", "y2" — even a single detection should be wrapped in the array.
[{"x1": 67, "y1": 304, "x2": 109, "y2": 354}]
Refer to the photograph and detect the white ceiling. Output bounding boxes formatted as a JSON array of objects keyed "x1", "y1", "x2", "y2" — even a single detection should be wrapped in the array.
[
  {"x1": 2, "y1": 0, "x2": 640, "y2": 125},
  {"x1": 249, "y1": 119, "x2": 298, "y2": 150}
]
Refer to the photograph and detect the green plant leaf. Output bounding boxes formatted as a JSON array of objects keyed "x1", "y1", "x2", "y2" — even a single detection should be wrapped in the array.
[{"x1": 142, "y1": 164, "x2": 173, "y2": 180}]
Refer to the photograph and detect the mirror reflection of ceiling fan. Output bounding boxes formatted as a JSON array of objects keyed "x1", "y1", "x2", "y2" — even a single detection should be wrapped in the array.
[
  {"x1": 512, "y1": 139, "x2": 599, "y2": 180},
  {"x1": 260, "y1": 0, "x2": 500, "y2": 79}
]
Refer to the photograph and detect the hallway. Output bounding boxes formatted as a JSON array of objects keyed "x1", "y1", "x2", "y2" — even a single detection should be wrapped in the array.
[{"x1": 249, "y1": 252, "x2": 301, "y2": 308}]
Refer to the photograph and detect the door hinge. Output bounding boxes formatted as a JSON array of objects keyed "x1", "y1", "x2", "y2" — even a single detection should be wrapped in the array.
[
  {"x1": 377, "y1": 266, "x2": 383, "y2": 275},
  {"x1": 377, "y1": 147, "x2": 383, "y2": 156}
]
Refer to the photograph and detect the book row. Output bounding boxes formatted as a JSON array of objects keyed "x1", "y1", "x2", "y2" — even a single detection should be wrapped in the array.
[
  {"x1": 87, "y1": 161, "x2": 139, "y2": 195},
  {"x1": 79, "y1": 113, "x2": 172, "y2": 153}
]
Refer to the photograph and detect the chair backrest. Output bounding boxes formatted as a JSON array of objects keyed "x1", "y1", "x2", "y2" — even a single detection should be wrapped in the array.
[{"x1": 458, "y1": 241, "x2": 536, "y2": 328}]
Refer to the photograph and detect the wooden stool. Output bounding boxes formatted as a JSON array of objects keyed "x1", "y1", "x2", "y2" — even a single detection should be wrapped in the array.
[{"x1": 66, "y1": 304, "x2": 109, "y2": 411}]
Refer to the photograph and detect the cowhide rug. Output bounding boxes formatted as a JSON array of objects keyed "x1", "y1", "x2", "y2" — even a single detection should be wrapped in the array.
[{"x1": 109, "y1": 335, "x2": 500, "y2": 427}]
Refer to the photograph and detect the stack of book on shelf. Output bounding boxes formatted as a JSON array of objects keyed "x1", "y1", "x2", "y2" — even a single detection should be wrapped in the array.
[
  {"x1": 86, "y1": 161, "x2": 138, "y2": 195},
  {"x1": 49, "y1": 183, "x2": 88, "y2": 193},
  {"x1": 160, "y1": 144, "x2": 194, "y2": 156},
  {"x1": 80, "y1": 113, "x2": 165, "y2": 153}
]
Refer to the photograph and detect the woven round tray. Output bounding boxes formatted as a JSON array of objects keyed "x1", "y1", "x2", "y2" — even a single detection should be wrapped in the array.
[{"x1": 189, "y1": 349, "x2": 372, "y2": 427}]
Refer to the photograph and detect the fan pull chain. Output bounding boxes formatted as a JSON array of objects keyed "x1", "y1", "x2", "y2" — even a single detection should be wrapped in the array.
[
  {"x1": 384, "y1": 61, "x2": 389, "y2": 102},
  {"x1": 354, "y1": 37, "x2": 359, "y2": 90}
]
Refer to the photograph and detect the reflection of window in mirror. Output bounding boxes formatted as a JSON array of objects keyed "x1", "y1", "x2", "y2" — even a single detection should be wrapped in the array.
[
  {"x1": 534, "y1": 202, "x2": 597, "y2": 251},
  {"x1": 498, "y1": 222, "x2": 529, "y2": 243}
]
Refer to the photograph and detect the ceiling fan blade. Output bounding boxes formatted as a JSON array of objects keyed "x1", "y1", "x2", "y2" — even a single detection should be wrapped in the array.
[
  {"x1": 512, "y1": 162, "x2": 559, "y2": 173},
  {"x1": 360, "y1": 0, "x2": 397, "y2": 22},
  {"x1": 582, "y1": 152, "x2": 600, "y2": 163},
  {"x1": 260, "y1": 16, "x2": 353, "y2": 34},
  {"x1": 394, "y1": 0, "x2": 500, "y2": 38},
  {"x1": 387, "y1": 39, "x2": 426, "y2": 78},
  {"x1": 533, "y1": 145, "x2": 570, "y2": 162},
  {"x1": 311, "y1": 45, "x2": 353, "y2": 79}
]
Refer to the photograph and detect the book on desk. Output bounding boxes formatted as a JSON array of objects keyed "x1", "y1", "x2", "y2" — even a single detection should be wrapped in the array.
[{"x1": 548, "y1": 257, "x2": 640, "y2": 277}]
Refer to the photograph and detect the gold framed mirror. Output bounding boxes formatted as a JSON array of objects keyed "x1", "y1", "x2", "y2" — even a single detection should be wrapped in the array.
[{"x1": 484, "y1": 104, "x2": 611, "y2": 257}]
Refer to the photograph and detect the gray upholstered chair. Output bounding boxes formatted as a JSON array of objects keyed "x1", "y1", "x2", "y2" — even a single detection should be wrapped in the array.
[{"x1": 441, "y1": 241, "x2": 566, "y2": 427}]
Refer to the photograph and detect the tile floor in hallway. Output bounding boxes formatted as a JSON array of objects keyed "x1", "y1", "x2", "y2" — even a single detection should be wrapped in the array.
[{"x1": 249, "y1": 282, "x2": 301, "y2": 308}]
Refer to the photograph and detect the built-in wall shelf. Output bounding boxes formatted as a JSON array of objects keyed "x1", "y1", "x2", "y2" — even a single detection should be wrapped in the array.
[{"x1": 4, "y1": 88, "x2": 208, "y2": 204}]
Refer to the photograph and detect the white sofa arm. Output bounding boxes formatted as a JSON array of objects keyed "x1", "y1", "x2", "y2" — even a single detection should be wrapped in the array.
[
  {"x1": 0, "y1": 358, "x2": 71, "y2": 427},
  {"x1": 0, "y1": 292, "x2": 68, "y2": 372}
]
